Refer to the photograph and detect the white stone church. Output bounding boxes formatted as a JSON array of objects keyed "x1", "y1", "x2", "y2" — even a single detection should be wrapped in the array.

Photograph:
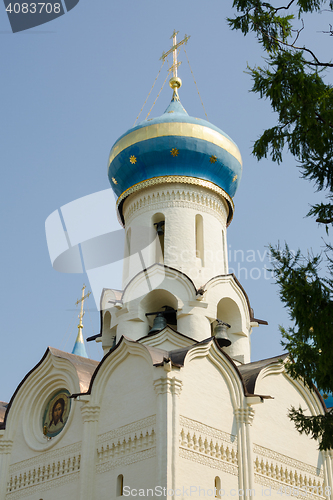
[{"x1": 0, "y1": 35, "x2": 331, "y2": 500}]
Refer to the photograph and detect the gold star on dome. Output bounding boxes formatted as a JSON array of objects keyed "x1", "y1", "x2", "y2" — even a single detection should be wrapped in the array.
[
  {"x1": 209, "y1": 155, "x2": 217, "y2": 164},
  {"x1": 130, "y1": 155, "x2": 137, "y2": 164},
  {"x1": 112, "y1": 177, "x2": 118, "y2": 185},
  {"x1": 171, "y1": 148, "x2": 179, "y2": 157},
  {"x1": 232, "y1": 174, "x2": 238, "y2": 182}
]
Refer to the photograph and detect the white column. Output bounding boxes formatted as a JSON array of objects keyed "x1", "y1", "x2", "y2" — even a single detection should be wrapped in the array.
[
  {"x1": 234, "y1": 407, "x2": 255, "y2": 500},
  {"x1": 79, "y1": 404, "x2": 100, "y2": 500},
  {"x1": 0, "y1": 436, "x2": 13, "y2": 500},
  {"x1": 154, "y1": 365, "x2": 182, "y2": 499},
  {"x1": 322, "y1": 450, "x2": 333, "y2": 500}
]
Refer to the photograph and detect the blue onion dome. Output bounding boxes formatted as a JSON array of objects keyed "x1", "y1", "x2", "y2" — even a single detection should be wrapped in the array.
[
  {"x1": 108, "y1": 95, "x2": 242, "y2": 225},
  {"x1": 320, "y1": 390, "x2": 333, "y2": 409}
]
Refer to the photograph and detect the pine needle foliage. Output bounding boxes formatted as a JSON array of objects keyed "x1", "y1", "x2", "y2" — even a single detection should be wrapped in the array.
[{"x1": 229, "y1": 0, "x2": 333, "y2": 449}]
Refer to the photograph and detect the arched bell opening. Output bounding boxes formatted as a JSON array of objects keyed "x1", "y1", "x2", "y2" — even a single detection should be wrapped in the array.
[
  {"x1": 140, "y1": 289, "x2": 178, "y2": 336},
  {"x1": 152, "y1": 212, "x2": 165, "y2": 264},
  {"x1": 102, "y1": 310, "x2": 116, "y2": 353},
  {"x1": 211, "y1": 297, "x2": 243, "y2": 346},
  {"x1": 212, "y1": 297, "x2": 249, "y2": 363}
]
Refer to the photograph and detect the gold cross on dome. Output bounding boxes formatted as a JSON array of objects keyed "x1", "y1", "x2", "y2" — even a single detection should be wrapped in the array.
[
  {"x1": 160, "y1": 30, "x2": 190, "y2": 80},
  {"x1": 75, "y1": 285, "x2": 91, "y2": 332}
]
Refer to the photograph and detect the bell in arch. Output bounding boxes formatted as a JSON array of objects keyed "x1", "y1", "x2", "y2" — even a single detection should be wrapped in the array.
[
  {"x1": 213, "y1": 320, "x2": 231, "y2": 347},
  {"x1": 154, "y1": 220, "x2": 165, "y2": 236},
  {"x1": 148, "y1": 312, "x2": 167, "y2": 335}
]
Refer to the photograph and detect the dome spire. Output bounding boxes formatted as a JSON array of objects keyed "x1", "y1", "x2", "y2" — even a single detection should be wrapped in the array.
[
  {"x1": 160, "y1": 30, "x2": 190, "y2": 100},
  {"x1": 72, "y1": 285, "x2": 90, "y2": 358}
]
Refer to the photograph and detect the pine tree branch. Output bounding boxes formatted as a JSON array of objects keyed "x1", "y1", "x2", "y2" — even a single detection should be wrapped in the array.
[
  {"x1": 274, "y1": 0, "x2": 297, "y2": 13},
  {"x1": 254, "y1": 21, "x2": 333, "y2": 67}
]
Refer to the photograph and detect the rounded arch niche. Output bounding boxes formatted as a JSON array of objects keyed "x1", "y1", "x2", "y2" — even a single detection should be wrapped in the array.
[
  {"x1": 213, "y1": 297, "x2": 250, "y2": 364},
  {"x1": 216, "y1": 297, "x2": 242, "y2": 335},
  {"x1": 140, "y1": 289, "x2": 178, "y2": 334}
]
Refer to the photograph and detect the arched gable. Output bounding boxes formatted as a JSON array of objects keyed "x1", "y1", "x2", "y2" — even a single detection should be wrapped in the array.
[
  {"x1": 252, "y1": 359, "x2": 325, "y2": 467},
  {"x1": 3, "y1": 348, "x2": 98, "y2": 452},
  {"x1": 86, "y1": 337, "x2": 156, "y2": 406}
]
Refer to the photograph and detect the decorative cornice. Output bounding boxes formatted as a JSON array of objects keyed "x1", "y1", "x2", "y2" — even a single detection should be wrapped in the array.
[
  {"x1": 96, "y1": 447, "x2": 156, "y2": 474},
  {"x1": 179, "y1": 415, "x2": 238, "y2": 474},
  {"x1": 234, "y1": 407, "x2": 255, "y2": 425},
  {"x1": 253, "y1": 443, "x2": 324, "y2": 478},
  {"x1": 7, "y1": 450, "x2": 81, "y2": 498},
  {"x1": 179, "y1": 416, "x2": 237, "y2": 444},
  {"x1": 180, "y1": 448, "x2": 238, "y2": 476},
  {"x1": 0, "y1": 439, "x2": 13, "y2": 454},
  {"x1": 253, "y1": 443, "x2": 325, "y2": 499},
  {"x1": 254, "y1": 473, "x2": 324, "y2": 499},
  {"x1": 117, "y1": 176, "x2": 234, "y2": 227},
  {"x1": 123, "y1": 182, "x2": 229, "y2": 227},
  {"x1": 96, "y1": 416, "x2": 156, "y2": 474},
  {"x1": 153, "y1": 377, "x2": 183, "y2": 396},
  {"x1": 80, "y1": 405, "x2": 100, "y2": 423},
  {"x1": 9, "y1": 442, "x2": 81, "y2": 474},
  {"x1": 97, "y1": 415, "x2": 156, "y2": 445},
  {"x1": 6, "y1": 471, "x2": 80, "y2": 500}
]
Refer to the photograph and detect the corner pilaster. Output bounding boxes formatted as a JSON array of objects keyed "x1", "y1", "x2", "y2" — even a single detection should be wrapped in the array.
[
  {"x1": 0, "y1": 437, "x2": 13, "y2": 500},
  {"x1": 234, "y1": 407, "x2": 255, "y2": 500},
  {"x1": 322, "y1": 450, "x2": 333, "y2": 500},
  {"x1": 79, "y1": 404, "x2": 100, "y2": 500},
  {"x1": 153, "y1": 369, "x2": 182, "y2": 499}
]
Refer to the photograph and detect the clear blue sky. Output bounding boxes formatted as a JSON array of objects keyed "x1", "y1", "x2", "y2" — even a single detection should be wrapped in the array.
[{"x1": 1, "y1": 0, "x2": 330, "y2": 403}]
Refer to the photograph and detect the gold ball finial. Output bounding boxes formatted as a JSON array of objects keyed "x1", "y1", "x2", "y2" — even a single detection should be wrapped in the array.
[{"x1": 169, "y1": 76, "x2": 182, "y2": 90}]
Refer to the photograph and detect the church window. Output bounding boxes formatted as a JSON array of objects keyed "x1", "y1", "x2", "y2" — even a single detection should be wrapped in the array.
[
  {"x1": 103, "y1": 311, "x2": 111, "y2": 333},
  {"x1": 195, "y1": 214, "x2": 204, "y2": 266},
  {"x1": 117, "y1": 474, "x2": 124, "y2": 496},
  {"x1": 152, "y1": 213, "x2": 165, "y2": 264},
  {"x1": 222, "y1": 229, "x2": 226, "y2": 272},
  {"x1": 215, "y1": 476, "x2": 221, "y2": 498}
]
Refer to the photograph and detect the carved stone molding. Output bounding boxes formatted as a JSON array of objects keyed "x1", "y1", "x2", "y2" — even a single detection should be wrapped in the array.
[
  {"x1": 179, "y1": 415, "x2": 238, "y2": 472},
  {"x1": 9, "y1": 442, "x2": 81, "y2": 474},
  {"x1": 6, "y1": 471, "x2": 80, "y2": 500},
  {"x1": 118, "y1": 176, "x2": 234, "y2": 226},
  {"x1": 0, "y1": 439, "x2": 13, "y2": 455},
  {"x1": 97, "y1": 415, "x2": 156, "y2": 445},
  {"x1": 179, "y1": 416, "x2": 237, "y2": 444},
  {"x1": 80, "y1": 405, "x2": 100, "y2": 423},
  {"x1": 96, "y1": 416, "x2": 156, "y2": 474},
  {"x1": 7, "y1": 449, "x2": 81, "y2": 496},
  {"x1": 234, "y1": 407, "x2": 255, "y2": 425},
  {"x1": 254, "y1": 474, "x2": 325, "y2": 500},
  {"x1": 180, "y1": 448, "x2": 238, "y2": 476},
  {"x1": 153, "y1": 377, "x2": 183, "y2": 396},
  {"x1": 123, "y1": 184, "x2": 229, "y2": 227},
  {"x1": 253, "y1": 443, "x2": 324, "y2": 478},
  {"x1": 253, "y1": 443, "x2": 324, "y2": 498},
  {"x1": 96, "y1": 447, "x2": 156, "y2": 474}
]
